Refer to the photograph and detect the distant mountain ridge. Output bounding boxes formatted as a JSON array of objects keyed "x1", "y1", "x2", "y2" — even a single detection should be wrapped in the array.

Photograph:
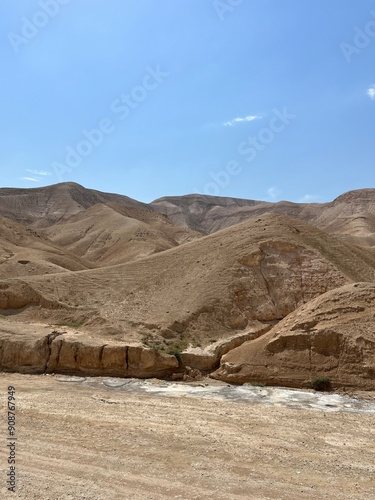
[
  {"x1": 2, "y1": 183, "x2": 375, "y2": 248},
  {"x1": 0, "y1": 182, "x2": 200, "y2": 268},
  {"x1": 0, "y1": 182, "x2": 148, "y2": 228},
  {"x1": 151, "y1": 188, "x2": 375, "y2": 246}
]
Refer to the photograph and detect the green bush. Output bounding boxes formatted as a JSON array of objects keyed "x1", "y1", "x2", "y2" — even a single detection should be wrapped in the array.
[
  {"x1": 311, "y1": 376, "x2": 331, "y2": 391},
  {"x1": 168, "y1": 348, "x2": 183, "y2": 367}
]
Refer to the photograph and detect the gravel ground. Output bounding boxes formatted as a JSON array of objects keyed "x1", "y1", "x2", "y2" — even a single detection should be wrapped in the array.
[{"x1": 1, "y1": 373, "x2": 375, "y2": 499}]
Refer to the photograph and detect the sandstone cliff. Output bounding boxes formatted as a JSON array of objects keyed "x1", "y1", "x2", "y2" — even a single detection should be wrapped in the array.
[
  {"x1": 212, "y1": 282, "x2": 375, "y2": 389},
  {"x1": 0, "y1": 323, "x2": 179, "y2": 378}
]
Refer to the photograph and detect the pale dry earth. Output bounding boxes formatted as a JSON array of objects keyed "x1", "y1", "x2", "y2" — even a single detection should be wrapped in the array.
[{"x1": 1, "y1": 373, "x2": 375, "y2": 500}]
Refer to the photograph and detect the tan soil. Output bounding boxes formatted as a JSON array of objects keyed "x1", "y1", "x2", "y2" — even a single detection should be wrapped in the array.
[{"x1": 1, "y1": 373, "x2": 374, "y2": 500}]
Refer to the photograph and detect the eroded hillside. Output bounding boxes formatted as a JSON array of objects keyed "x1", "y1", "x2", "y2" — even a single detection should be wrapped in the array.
[{"x1": 1, "y1": 183, "x2": 375, "y2": 387}]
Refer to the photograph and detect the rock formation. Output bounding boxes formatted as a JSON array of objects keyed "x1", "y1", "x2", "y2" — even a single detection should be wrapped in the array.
[{"x1": 212, "y1": 283, "x2": 375, "y2": 389}]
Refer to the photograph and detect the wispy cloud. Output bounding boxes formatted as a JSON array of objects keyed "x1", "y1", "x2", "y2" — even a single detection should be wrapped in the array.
[
  {"x1": 223, "y1": 114, "x2": 260, "y2": 127},
  {"x1": 22, "y1": 177, "x2": 39, "y2": 182},
  {"x1": 267, "y1": 187, "x2": 281, "y2": 200},
  {"x1": 26, "y1": 169, "x2": 52, "y2": 176},
  {"x1": 367, "y1": 85, "x2": 375, "y2": 100}
]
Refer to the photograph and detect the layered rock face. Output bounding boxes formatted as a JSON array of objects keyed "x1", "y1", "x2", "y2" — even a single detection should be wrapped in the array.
[
  {"x1": 0, "y1": 325, "x2": 178, "y2": 378},
  {"x1": 212, "y1": 283, "x2": 375, "y2": 389}
]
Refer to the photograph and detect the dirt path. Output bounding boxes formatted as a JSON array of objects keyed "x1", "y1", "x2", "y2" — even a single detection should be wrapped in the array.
[{"x1": 1, "y1": 373, "x2": 374, "y2": 499}]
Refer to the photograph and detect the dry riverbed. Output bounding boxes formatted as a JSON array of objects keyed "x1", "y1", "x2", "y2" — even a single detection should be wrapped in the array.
[{"x1": 1, "y1": 373, "x2": 374, "y2": 499}]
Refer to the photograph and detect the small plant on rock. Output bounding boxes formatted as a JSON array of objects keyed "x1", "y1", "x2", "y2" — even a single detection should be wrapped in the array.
[
  {"x1": 168, "y1": 348, "x2": 183, "y2": 367},
  {"x1": 311, "y1": 376, "x2": 331, "y2": 391}
]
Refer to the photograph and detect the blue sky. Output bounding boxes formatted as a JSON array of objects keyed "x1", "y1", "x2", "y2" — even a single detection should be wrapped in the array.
[{"x1": 1, "y1": 0, "x2": 374, "y2": 203}]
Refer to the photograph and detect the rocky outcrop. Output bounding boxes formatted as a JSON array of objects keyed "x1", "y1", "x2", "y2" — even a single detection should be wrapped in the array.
[
  {"x1": 180, "y1": 322, "x2": 272, "y2": 371},
  {"x1": 212, "y1": 283, "x2": 375, "y2": 390},
  {"x1": 172, "y1": 366, "x2": 203, "y2": 382},
  {"x1": 0, "y1": 281, "x2": 61, "y2": 310},
  {"x1": 0, "y1": 326, "x2": 179, "y2": 378},
  {"x1": 0, "y1": 322, "x2": 271, "y2": 378}
]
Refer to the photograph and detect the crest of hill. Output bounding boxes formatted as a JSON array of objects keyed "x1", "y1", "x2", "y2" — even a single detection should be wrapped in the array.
[
  {"x1": 0, "y1": 182, "x2": 149, "y2": 228},
  {"x1": 42, "y1": 202, "x2": 201, "y2": 266},
  {"x1": 151, "y1": 193, "x2": 273, "y2": 233},
  {"x1": 0, "y1": 215, "x2": 91, "y2": 278},
  {"x1": 3, "y1": 182, "x2": 375, "y2": 248},
  {"x1": 212, "y1": 282, "x2": 375, "y2": 390},
  {"x1": 150, "y1": 193, "x2": 327, "y2": 233},
  {"x1": 2, "y1": 213, "x2": 375, "y2": 349},
  {"x1": 312, "y1": 189, "x2": 375, "y2": 247},
  {"x1": 151, "y1": 189, "x2": 375, "y2": 246}
]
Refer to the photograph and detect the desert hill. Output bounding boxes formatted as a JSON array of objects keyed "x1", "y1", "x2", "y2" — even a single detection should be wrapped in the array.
[
  {"x1": 0, "y1": 182, "x2": 149, "y2": 228},
  {"x1": 312, "y1": 190, "x2": 375, "y2": 247},
  {"x1": 152, "y1": 189, "x2": 375, "y2": 247},
  {"x1": 2, "y1": 213, "x2": 375, "y2": 349},
  {"x1": 1, "y1": 183, "x2": 375, "y2": 385},
  {"x1": 0, "y1": 215, "x2": 91, "y2": 279},
  {"x1": 0, "y1": 182, "x2": 201, "y2": 268},
  {"x1": 41, "y1": 202, "x2": 200, "y2": 266},
  {"x1": 151, "y1": 193, "x2": 274, "y2": 233},
  {"x1": 2, "y1": 182, "x2": 375, "y2": 251},
  {"x1": 212, "y1": 282, "x2": 375, "y2": 389}
]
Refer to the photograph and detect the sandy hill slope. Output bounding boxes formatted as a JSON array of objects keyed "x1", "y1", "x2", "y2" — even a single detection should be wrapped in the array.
[
  {"x1": 320, "y1": 213, "x2": 375, "y2": 247},
  {"x1": 212, "y1": 282, "x2": 375, "y2": 390},
  {"x1": 312, "y1": 189, "x2": 375, "y2": 247},
  {"x1": 0, "y1": 215, "x2": 91, "y2": 279},
  {"x1": 151, "y1": 189, "x2": 375, "y2": 247},
  {"x1": 0, "y1": 182, "x2": 149, "y2": 228},
  {"x1": 2, "y1": 213, "x2": 375, "y2": 350},
  {"x1": 151, "y1": 193, "x2": 275, "y2": 233},
  {"x1": 41, "y1": 202, "x2": 201, "y2": 266}
]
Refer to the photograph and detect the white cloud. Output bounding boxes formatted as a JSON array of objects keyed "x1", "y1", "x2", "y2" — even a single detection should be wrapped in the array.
[
  {"x1": 26, "y1": 169, "x2": 51, "y2": 176},
  {"x1": 267, "y1": 187, "x2": 281, "y2": 200},
  {"x1": 22, "y1": 177, "x2": 39, "y2": 182},
  {"x1": 223, "y1": 114, "x2": 260, "y2": 127},
  {"x1": 367, "y1": 85, "x2": 375, "y2": 100}
]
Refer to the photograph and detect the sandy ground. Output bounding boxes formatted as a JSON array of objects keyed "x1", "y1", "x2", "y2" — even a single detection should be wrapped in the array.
[{"x1": 1, "y1": 373, "x2": 375, "y2": 500}]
